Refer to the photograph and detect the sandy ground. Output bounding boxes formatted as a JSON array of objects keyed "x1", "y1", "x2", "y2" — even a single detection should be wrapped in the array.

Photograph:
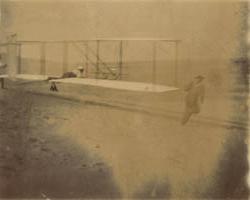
[{"x1": 0, "y1": 82, "x2": 248, "y2": 199}]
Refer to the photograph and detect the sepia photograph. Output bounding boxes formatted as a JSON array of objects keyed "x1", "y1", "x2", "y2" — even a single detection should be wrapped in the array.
[{"x1": 0, "y1": 0, "x2": 249, "y2": 199}]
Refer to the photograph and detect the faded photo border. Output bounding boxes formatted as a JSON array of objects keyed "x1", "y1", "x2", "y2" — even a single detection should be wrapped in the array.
[{"x1": 0, "y1": 0, "x2": 249, "y2": 199}]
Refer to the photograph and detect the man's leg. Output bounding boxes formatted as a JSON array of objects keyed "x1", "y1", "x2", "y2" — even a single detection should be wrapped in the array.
[
  {"x1": 0, "y1": 78, "x2": 4, "y2": 89},
  {"x1": 181, "y1": 110, "x2": 192, "y2": 125},
  {"x1": 50, "y1": 82, "x2": 58, "y2": 91},
  {"x1": 54, "y1": 83, "x2": 58, "y2": 91},
  {"x1": 50, "y1": 83, "x2": 54, "y2": 91}
]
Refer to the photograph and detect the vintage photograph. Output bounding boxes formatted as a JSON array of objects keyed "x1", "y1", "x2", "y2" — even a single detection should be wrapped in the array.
[{"x1": 0, "y1": 0, "x2": 249, "y2": 199}]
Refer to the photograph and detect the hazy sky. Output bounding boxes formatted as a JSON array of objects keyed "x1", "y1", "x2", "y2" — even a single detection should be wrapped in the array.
[{"x1": 1, "y1": 1, "x2": 243, "y2": 61}]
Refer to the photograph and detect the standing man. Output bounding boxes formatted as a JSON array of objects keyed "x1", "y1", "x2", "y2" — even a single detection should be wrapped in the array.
[
  {"x1": 0, "y1": 54, "x2": 7, "y2": 89},
  {"x1": 181, "y1": 75, "x2": 205, "y2": 125},
  {"x1": 0, "y1": 54, "x2": 7, "y2": 69}
]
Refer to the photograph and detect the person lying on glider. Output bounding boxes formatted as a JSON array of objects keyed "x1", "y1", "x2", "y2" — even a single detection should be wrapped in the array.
[{"x1": 49, "y1": 65, "x2": 85, "y2": 91}]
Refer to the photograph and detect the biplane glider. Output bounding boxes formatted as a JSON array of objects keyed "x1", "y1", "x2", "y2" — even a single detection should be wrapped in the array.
[{"x1": 0, "y1": 38, "x2": 180, "y2": 93}]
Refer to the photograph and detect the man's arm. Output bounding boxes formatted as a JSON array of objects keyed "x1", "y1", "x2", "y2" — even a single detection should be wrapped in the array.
[
  {"x1": 184, "y1": 82, "x2": 193, "y2": 91},
  {"x1": 0, "y1": 63, "x2": 7, "y2": 68}
]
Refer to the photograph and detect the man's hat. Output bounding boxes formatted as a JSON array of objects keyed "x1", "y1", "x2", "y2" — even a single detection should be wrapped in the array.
[
  {"x1": 194, "y1": 75, "x2": 205, "y2": 80},
  {"x1": 77, "y1": 66, "x2": 84, "y2": 70}
]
